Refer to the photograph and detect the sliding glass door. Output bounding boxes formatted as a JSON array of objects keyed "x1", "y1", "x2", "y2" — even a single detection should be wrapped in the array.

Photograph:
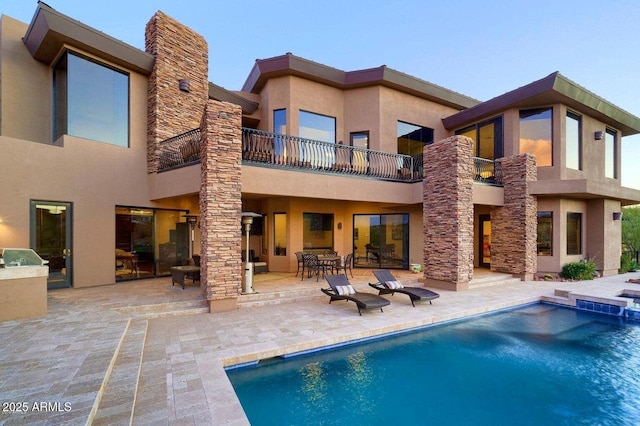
[
  {"x1": 31, "y1": 201, "x2": 73, "y2": 289},
  {"x1": 353, "y1": 213, "x2": 409, "y2": 269}
]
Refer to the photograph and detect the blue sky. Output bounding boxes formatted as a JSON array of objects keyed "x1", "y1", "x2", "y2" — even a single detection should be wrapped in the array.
[{"x1": 3, "y1": 0, "x2": 640, "y2": 188}]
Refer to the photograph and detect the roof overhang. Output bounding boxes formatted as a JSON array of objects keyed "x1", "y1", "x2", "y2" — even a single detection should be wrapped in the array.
[
  {"x1": 443, "y1": 72, "x2": 640, "y2": 136},
  {"x1": 22, "y1": 1, "x2": 154, "y2": 75},
  {"x1": 241, "y1": 53, "x2": 479, "y2": 110},
  {"x1": 208, "y1": 83, "x2": 259, "y2": 114}
]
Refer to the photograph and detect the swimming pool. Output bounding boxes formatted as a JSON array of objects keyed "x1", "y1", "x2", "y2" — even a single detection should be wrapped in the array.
[{"x1": 227, "y1": 304, "x2": 640, "y2": 425}]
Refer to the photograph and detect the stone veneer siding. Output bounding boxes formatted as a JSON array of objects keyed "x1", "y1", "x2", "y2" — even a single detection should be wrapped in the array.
[
  {"x1": 423, "y1": 135, "x2": 474, "y2": 290},
  {"x1": 199, "y1": 100, "x2": 243, "y2": 311},
  {"x1": 491, "y1": 154, "x2": 538, "y2": 279},
  {"x1": 145, "y1": 12, "x2": 209, "y2": 173}
]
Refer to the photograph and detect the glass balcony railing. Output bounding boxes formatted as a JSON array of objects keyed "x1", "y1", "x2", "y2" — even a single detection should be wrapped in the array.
[{"x1": 157, "y1": 127, "x2": 501, "y2": 185}]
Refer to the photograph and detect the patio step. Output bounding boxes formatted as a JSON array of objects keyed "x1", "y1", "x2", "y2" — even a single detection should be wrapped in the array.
[
  {"x1": 91, "y1": 319, "x2": 148, "y2": 425},
  {"x1": 238, "y1": 286, "x2": 322, "y2": 308},
  {"x1": 114, "y1": 299, "x2": 209, "y2": 318},
  {"x1": 468, "y1": 272, "x2": 522, "y2": 289}
]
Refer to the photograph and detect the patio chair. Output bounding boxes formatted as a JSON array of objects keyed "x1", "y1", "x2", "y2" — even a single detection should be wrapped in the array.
[
  {"x1": 322, "y1": 274, "x2": 390, "y2": 315},
  {"x1": 369, "y1": 269, "x2": 439, "y2": 307},
  {"x1": 335, "y1": 253, "x2": 354, "y2": 278},
  {"x1": 302, "y1": 253, "x2": 327, "y2": 282}
]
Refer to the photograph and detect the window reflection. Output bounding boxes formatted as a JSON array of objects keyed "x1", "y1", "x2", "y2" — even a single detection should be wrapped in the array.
[
  {"x1": 397, "y1": 121, "x2": 433, "y2": 156},
  {"x1": 54, "y1": 51, "x2": 129, "y2": 147},
  {"x1": 566, "y1": 112, "x2": 581, "y2": 170},
  {"x1": 537, "y1": 212, "x2": 553, "y2": 256},
  {"x1": 519, "y1": 108, "x2": 552, "y2": 167},
  {"x1": 605, "y1": 129, "x2": 617, "y2": 179}
]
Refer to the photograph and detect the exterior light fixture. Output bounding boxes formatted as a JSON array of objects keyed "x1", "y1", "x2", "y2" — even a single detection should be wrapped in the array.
[
  {"x1": 594, "y1": 131, "x2": 604, "y2": 140},
  {"x1": 178, "y1": 78, "x2": 190, "y2": 93},
  {"x1": 613, "y1": 211, "x2": 623, "y2": 221},
  {"x1": 182, "y1": 214, "x2": 200, "y2": 258}
]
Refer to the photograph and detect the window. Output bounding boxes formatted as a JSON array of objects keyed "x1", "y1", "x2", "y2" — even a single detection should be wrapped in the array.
[
  {"x1": 350, "y1": 131, "x2": 369, "y2": 149},
  {"x1": 299, "y1": 111, "x2": 335, "y2": 143},
  {"x1": 566, "y1": 112, "x2": 581, "y2": 170},
  {"x1": 273, "y1": 109, "x2": 286, "y2": 134},
  {"x1": 353, "y1": 214, "x2": 409, "y2": 269},
  {"x1": 274, "y1": 213, "x2": 287, "y2": 256},
  {"x1": 519, "y1": 108, "x2": 552, "y2": 166},
  {"x1": 566, "y1": 212, "x2": 582, "y2": 255},
  {"x1": 303, "y1": 213, "x2": 334, "y2": 250},
  {"x1": 455, "y1": 116, "x2": 503, "y2": 160},
  {"x1": 397, "y1": 121, "x2": 433, "y2": 156},
  {"x1": 605, "y1": 129, "x2": 617, "y2": 179},
  {"x1": 54, "y1": 51, "x2": 129, "y2": 147},
  {"x1": 350, "y1": 132, "x2": 369, "y2": 173},
  {"x1": 537, "y1": 212, "x2": 553, "y2": 256}
]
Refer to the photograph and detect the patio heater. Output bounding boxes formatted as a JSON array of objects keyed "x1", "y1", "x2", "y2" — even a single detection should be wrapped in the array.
[
  {"x1": 241, "y1": 212, "x2": 262, "y2": 294},
  {"x1": 182, "y1": 214, "x2": 199, "y2": 259}
]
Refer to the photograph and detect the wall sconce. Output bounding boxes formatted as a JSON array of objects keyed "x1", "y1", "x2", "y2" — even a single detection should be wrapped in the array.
[
  {"x1": 337, "y1": 222, "x2": 342, "y2": 230},
  {"x1": 594, "y1": 131, "x2": 604, "y2": 140},
  {"x1": 178, "y1": 79, "x2": 190, "y2": 93},
  {"x1": 613, "y1": 211, "x2": 623, "y2": 221}
]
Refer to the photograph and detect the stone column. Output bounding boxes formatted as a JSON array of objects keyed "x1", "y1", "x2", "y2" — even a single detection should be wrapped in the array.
[
  {"x1": 145, "y1": 11, "x2": 208, "y2": 173},
  {"x1": 491, "y1": 154, "x2": 537, "y2": 280},
  {"x1": 199, "y1": 100, "x2": 243, "y2": 312},
  {"x1": 423, "y1": 135, "x2": 475, "y2": 290}
]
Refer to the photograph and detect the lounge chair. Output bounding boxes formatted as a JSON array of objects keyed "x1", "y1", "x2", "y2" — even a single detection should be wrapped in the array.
[
  {"x1": 369, "y1": 270, "x2": 439, "y2": 307},
  {"x1": 322, "y1": 274, "x2": 390, "y2": 315}
]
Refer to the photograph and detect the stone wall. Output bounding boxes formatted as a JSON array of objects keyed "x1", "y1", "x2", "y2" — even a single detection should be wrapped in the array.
[
  {"x1": 145, "y1": 12, "x2": 209, "y2": 173},
  {"x1": 491, "y1": 154, "x2": 537, "y2": 279},
  {"x1": 199, "y1": 100, "x2": 243, "y2": 311},
  {"x1": 423, "y1": 135, "x2": 475, "y2": 290}
]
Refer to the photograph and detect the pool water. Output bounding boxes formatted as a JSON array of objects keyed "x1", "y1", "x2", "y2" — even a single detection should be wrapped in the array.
[{"x1": 227, "y1": 304, "x2": 640, "y2": 425}]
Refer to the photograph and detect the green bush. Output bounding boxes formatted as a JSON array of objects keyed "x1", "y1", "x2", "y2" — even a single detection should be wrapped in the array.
[
  {"x1": 561, "y1": 260, "x2": 597, "y2": 280},
  {"x1": 620, "y1": 253, "x2": 638, "y2": 273}
]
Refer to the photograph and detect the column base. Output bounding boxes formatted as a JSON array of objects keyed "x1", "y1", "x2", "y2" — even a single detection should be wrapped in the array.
[{"x1": 208, "y1": 298, "x2": 238, "y2": 313}]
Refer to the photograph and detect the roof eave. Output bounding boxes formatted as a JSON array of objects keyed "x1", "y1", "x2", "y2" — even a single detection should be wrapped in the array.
[{"x1": 23, "y1": 1, "x2": 154, "y2": 75}]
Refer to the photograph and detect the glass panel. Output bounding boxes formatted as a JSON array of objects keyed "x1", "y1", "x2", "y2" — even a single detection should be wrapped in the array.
[
  {"x1": 520, "y1": 108, "x2": 552, "y2": 167},
  {"x1": 397, "y1": 121, "x2": 433, "y2": 156},
  {"x1": 274, "y1": 213, "x2": 287, "y2": 256},
  {"x1": 353, "y1": 214, "x2": 408, "y2": 269},
  {"x1": 605, "y1": 129, "x2": 616, "y2": 179},
  {"x1": 537, "y1": 211, "x2": 553, "y2": 256},
  {"x1": 274, "y1": 109, "x2": 286, "y2": 134},
  {"x1": 482, "y1": 220, "x2": 491, "y2": 264},
  {"x1": 566, "y1": 112, "x2": 581, "y2": 170},
  {"x1": 350, "y1": 132, "x2": 369, "y2": 173},
  {"x1": 478, "y1": 122, "x2": 495, "y2": 160},
  {"x1": 299, "y1": 111, "x2": 335, "y2": 143},
  {"x1": 31, "y1": 202, "x2": 72, "y2": 289},
  {"x1": 567, "y1": 212, "x2": 582, "y2": 255},
  {"x1": 302, "y1": 213, "x2": 334, "y2": 251},
  {"x1": 155, "y1": 210, "x2": 187, "y2": 276},
  {"x1": 457, "y1": 126, "x2": 477, "y2": 157},
  {"x1": 115, "y1": 207, "x2": 154, "y2": 280},
  {"x1": 54, "y1": 51, "x2": 129, "y2": 147}
]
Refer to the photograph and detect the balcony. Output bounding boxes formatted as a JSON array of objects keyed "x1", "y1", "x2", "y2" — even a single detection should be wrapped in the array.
[{"x1": 157, "y1": 128, "x2": 502, "y2": 186}]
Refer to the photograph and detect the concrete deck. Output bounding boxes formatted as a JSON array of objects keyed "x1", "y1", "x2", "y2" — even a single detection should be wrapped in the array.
[{"x1": 1, "y1": 270, "x2": 640, "y2": 425}]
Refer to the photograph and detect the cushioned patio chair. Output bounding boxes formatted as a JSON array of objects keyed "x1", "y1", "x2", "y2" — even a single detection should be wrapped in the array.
[
  {"x1": 322, "y1": 274, "x2": 390, "y2": 315},
  {"x1": 369, "y1": 269, "x2": 439, "y2": 307}
]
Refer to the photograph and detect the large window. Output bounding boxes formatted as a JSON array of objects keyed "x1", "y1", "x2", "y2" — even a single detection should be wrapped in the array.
[
  {"x1": 54, "y1": 51, "x2": 129, "y2": 147},
  {"x1": 353, "y1": 214, "x2": 409, "y2": 269},
  {"x1": 397, "y1": 121, "x2": 433, "y2": 156},
  {"x1": 456, "y1": 116, "x2": 503, "y2": 160},
  {"x1": 566, "y1": 212, "x2": 582, "y2": 255},
  {"x1": 274, "y1": 109, "x2": 286, "y2": 134},
  {"x1": 537, "y1": 212, "x2": 553, "y2": 256},
  {"x1": 566, "y1": 112, "x2": 581, "y2": 170},
  {"x1": 299, "y1": 111, "x2": 335, "y2": 143},
  {"x1": 303, "y1": 213, "x2": 334, "y2": 250},
  {"x1": 605, "y1": 129, "x2": 617, "y2": 179},
  {"x1": 520, "y1": 108, "x2": 552, "y2": 167}
]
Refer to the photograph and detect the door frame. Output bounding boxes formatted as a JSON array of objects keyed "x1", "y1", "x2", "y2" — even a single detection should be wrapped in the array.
[{"x1": 30, "y1": 200, "x2": 73, "y2": 289}]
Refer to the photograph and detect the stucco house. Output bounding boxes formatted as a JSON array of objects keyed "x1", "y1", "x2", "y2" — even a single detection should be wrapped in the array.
[{"x1": 2, "y1": 3, "x2": 640, "y2": 312}]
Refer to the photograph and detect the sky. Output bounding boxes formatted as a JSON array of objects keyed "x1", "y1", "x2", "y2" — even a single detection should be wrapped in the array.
[{"x1": 3, "y1": 0, "x2": 640, "y2": 188}]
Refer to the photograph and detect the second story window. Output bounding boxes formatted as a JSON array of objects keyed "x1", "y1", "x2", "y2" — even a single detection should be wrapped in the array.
[
  {"x1": 397, "y1": 121, "x2": 433, "y2": 156},
  {"x1": 605, "y1": 129, "x2": 617, "y2": 179},
  {"x1": 53, "y1": 51, "x2": 129, "y2": 147},
  {"x1": 274, "y1": 109, "x2": 286, "y2": 134},
  {"x1": 566, "y1": 111, "x2": 582, "y2": 170},
  {"x1": 299, "y1": 110, "x2": 335, "y2": 143},
  {"x1": 519, "y1": 108, "x2": 552, "y2": 166},
  {"x1": 456, "y1": 116, "x2": 503, "y2": 160}
]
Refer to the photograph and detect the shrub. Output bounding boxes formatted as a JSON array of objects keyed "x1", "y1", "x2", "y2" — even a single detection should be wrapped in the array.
[
  {"x1": 620, "y1": 253, "x2": 638, "y2": 273},
  {"x1": 561, "y1": 260, "x2": 597, "y2": 281}
]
